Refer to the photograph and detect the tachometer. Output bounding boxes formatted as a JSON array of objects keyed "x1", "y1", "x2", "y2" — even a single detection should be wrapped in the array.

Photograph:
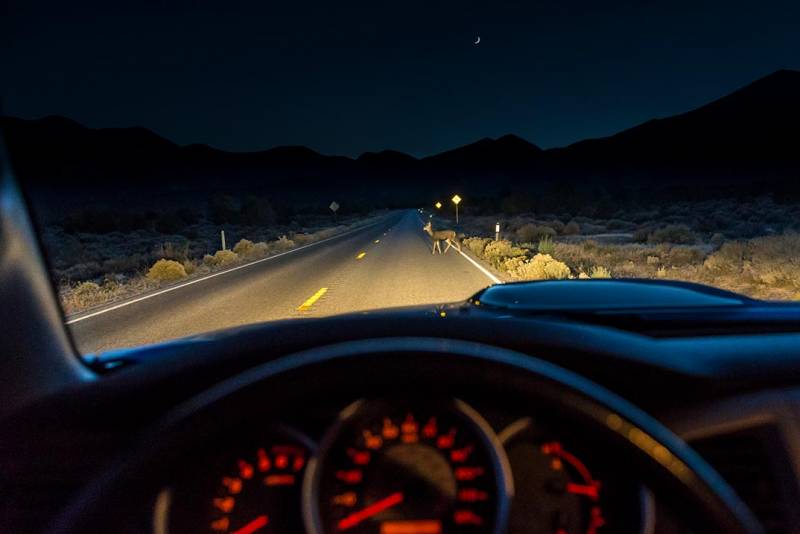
[{"x1": 305, "y1": 399, "x2": 513, "y2": 534}]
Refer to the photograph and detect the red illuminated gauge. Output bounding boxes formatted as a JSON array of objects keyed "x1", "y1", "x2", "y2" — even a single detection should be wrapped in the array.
[
  {"x1": 305, "y1": 400, "x2": 513, "y2": 534},
  {"x1": 499, "y1": 418, "x2": 606, "y2": 534},
  {"x1": 161, "y1": 426, "x2": 313, "y2": 534}
]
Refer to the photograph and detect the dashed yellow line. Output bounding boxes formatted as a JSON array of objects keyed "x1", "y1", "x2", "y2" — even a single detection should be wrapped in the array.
[
  {"x1": 356, "y1": 252, "x2": 367, "y2": 259},
  {"x1": 297, "y1": 287, "x2": 328, "y2": 311}
]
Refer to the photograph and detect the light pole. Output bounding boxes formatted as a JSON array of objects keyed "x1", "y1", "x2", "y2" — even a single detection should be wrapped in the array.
[{"x1": 451, "y1": 194, "x2": 462, "y2": 224}]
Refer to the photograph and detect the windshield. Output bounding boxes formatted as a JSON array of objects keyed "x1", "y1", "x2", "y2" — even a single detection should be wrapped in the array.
[{"x1": 4, "y1": 1, "x2": 800, "y2": 355}]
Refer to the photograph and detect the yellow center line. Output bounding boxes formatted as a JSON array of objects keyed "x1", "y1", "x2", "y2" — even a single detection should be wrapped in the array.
[
  {"x1": 297, "y1": 287, "x2": 328, "y2": 311},
  {"x1": 356, "y1": 252, "x2": 367, "y2": 259}
]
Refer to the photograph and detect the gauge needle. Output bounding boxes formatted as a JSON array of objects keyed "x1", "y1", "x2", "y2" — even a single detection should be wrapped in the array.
[
  {"x1": 338, "y1": 492, "x2": 404, "y2": 531},
  {"x1": 232, "y1": 515, "x2": 269, "y2": 534}
]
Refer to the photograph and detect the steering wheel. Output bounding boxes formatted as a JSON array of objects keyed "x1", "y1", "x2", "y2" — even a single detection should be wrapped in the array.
[{"x1": 52, "y1": 338, "x2": 763, "y2": 534}]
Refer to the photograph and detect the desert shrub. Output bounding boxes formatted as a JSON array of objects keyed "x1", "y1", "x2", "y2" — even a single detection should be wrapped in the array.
[
  {"x1": 233, "y1": 239, "x2": 256, "y2": 256},
  {"x1": 656, "y1": 266, "x2": 668, "y2": 278},
  {"x1": 546, "y1": 220, "x2": 565, "y2": 234},
  {"x1": 251, "y1": 242, "x2": 270, "y2": 256},
  {"x1": 508, "y1": 253, "x2": 571, "y2": 280},
  {"x1": 241, "y1": 195, "x2": 276, "y2": 226},
  {"x1": 646, "y1": 255, "x2": 660, "y2": 265},
  {"x1": 292, "y1": 233, "x2": 314, "y2": 246},
  {"x1": 463, "y1": 237, "x2": 492, "y2": 257},
  {"x1": 182, "y1": 259, "x2": 197, "y2": 275},
  {"x1": 147, "y1": 259, "x2": 188, "y2": 282},
  {"x1": 537, "y1": 235, "x2": 555, "y2": 255},
  {"x1": 590, "y1": 265, "x2": 612, "y2": 278},
  {"x1": 269, "y1": 236, "x2": 296, "y2": 253},
  {"x1": 60, "y1": 281, "x2": 106, "y2": 314},
  {"x1": 710, "y1": 233, "x2": 726, "y2": 247},
  {"x1": 159, "y1": 241, "x2": 189, "y2": 261},
  {"x1": 502, "y1": 256, "x2": 527, "y2": 273},
  {"x1": 632, "y1": 226, "x2": 652, "y2": 243},
  {"x1": 483, "y1": 240, "x2": 526, "y2": 268},
  {"x1": 606, "y1": 219, "x2": 636, "y2": 231},
  {"x1": 704, "y1": 241, "x2": 745, "y2": 274},
  {"x1": 74, "y1": 281, "x2": 101, "y2": 298},
  {"x1": 745, "y1": 234, "x2": 800, "y2": 289},
  {"x1": 648, "y1": 225, "x2": 696, "y2": 245},
  {"x1": 563, "y1": 221, "x2": 580, "y2": 235},
  {"x1": 666, "y1": 246, "x2": 705, "y2": 266},
  {"x1": 203, "y1": 249, "x2": 239, "y2": 267},
  {"x1": 515, "y1": 224, "x2": 555, "y2": 243}
]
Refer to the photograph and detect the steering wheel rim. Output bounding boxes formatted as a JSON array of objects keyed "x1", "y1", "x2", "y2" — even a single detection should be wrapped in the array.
[{"x1": 53, "y1": 337, "x2": 763, "y2": 534}]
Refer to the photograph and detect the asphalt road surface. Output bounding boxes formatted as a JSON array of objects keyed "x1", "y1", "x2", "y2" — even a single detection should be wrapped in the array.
[{"x1": 68, "y1": 210, "x2": 500, "y2": 354}]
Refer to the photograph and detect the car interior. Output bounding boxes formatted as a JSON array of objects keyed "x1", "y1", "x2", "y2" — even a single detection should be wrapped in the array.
[
  {"x1": 4, "y1": 138, "x2": 800, "y2": 534},
  {"x1": 6, "y1": 2, "x2": 800, "y2": 532}
]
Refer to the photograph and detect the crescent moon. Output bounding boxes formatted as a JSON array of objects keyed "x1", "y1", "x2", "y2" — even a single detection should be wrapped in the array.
[{"x1": 474, "y1": 36, "x2": 481, "y2": 45}]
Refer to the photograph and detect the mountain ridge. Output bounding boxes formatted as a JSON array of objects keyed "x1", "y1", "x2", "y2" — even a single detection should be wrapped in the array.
[{"x1": 3, "y1": 69, "x2": 800, "y2": 208}]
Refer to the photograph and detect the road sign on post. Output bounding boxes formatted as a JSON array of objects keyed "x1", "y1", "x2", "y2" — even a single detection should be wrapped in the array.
[
  {"x1": 329, "y1": 201, "x2": 339, "y2": 213},
  {"x1": 451, "y1": 194, "x2": 462, "y2": 224},
  {"x1": 435, "y1": 201, "x2": 442, "y2": 209}
]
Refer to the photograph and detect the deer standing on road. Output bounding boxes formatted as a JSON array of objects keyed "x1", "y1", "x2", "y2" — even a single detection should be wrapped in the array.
[{"x1": 423, "y1": 221, "x2": 461, "y2": 254}]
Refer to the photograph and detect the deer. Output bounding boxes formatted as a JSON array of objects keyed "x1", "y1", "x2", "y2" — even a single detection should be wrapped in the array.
[{"x1": 423, "y1": 221, "x2": 461, "y2": 254}]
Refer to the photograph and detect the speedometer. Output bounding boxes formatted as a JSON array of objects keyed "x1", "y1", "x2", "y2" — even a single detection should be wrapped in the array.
[{"x1": 305, "y1": 399, "x2": 513, "y2": 534}]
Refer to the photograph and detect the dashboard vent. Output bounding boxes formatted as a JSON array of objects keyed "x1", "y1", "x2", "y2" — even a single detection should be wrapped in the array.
[{"x1": 689, "y1": 424, "x2": 797, "y2": 534}]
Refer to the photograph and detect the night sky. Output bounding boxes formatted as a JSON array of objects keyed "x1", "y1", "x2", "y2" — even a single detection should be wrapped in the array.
[{"x1": 3, "y1": 0, "x2": 799, "y2": 157}]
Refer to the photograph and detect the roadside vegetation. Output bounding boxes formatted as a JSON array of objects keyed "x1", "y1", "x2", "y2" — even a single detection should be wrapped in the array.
[
  {"x1": 452, "y1": 196, "x2": 800, "y2": 300},
  {"x1": 51, "y1": 194, "x2": 383, "y2": 314}
]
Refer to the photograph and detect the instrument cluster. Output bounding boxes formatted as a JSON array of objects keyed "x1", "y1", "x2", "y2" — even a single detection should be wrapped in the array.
[{"x1": 155, "y1": 399, "x2": 651, "y2": 534}]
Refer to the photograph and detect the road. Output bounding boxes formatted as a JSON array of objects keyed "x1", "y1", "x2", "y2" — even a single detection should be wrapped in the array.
[{"x1": 68, "y1": 210, "x2": 499, "y2": 354}]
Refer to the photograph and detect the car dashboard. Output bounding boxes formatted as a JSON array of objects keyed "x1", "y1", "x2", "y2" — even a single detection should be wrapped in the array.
[
  {"x1": 4, "y1": 291, "x2": 800, "y2": 534},
  {"x1": 156, "y1": 398, "x2": 648, "y2": 534}
]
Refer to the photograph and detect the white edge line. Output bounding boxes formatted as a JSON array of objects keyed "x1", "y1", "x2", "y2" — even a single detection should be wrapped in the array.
[
  {"x1": 455, "y1": 247, "x2": 503, "y2": 285},
  {"x1": 416, "y1": 213, "x2": 502, "y2": 285},
  {"x1": 66, "y1": 219, "x2": 387, "y2": 324}
]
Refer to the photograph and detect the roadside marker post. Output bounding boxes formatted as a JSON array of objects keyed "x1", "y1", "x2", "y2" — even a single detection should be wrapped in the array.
[
  {"x1": 221, "y1": 230, "x2": 226, "y2": 250},
  {"x1": 495, "y1": 222, "x2": 500, "y2": 241}
]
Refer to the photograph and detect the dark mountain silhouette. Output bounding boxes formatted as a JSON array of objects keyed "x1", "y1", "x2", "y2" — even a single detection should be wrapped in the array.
[
  {"x1": 422, "y1": 134, "x2": 543, "y2": 170},
  {"x1": 3, "y1": 69, "x2": 800, "y2": 213},
  {"x1": 549, "y1": 69, "x2": 800, "y2": 176}
]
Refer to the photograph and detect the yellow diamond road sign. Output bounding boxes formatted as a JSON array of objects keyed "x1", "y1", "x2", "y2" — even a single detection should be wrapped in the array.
[
  {"x1": 451, "y1": 194, "x2": 462, "y2": 205},
  {"x1": 435, "y1": 201, "x2": 442, "y2": 209}
]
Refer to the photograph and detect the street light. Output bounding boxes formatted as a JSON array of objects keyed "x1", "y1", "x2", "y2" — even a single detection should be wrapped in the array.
[
  {"x1": 451, "y1": 194, "x2": 462, "y2": 224},
  {"x1": 435, "y1": 201, "x2": 442, "y2": 209}
]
